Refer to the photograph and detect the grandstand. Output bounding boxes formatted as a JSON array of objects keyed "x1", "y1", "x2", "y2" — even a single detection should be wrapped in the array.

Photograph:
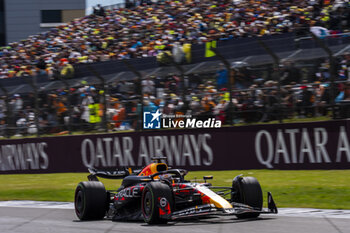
[{"x1": 0, "y1": 0, "x2": 349, "y2": 137}]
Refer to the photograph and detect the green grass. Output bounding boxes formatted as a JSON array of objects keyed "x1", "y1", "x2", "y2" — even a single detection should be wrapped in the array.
[{"x1": 0, "y1": 170, "x2": 349, "y2": 209}]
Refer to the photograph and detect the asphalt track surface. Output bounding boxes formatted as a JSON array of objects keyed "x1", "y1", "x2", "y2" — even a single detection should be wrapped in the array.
[{"x1": 0, "y1": 206, "x2": 349, "y2": 233}]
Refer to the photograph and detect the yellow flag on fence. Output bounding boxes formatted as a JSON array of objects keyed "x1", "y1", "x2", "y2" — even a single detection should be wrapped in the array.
[{"x1": 205, "y1": 40, "x2": 217, "y2": 58}]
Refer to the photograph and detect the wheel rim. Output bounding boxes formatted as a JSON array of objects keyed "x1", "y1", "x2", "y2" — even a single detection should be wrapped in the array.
[
  {"x1": 75, "y1": 190, "x2": 83, "y2": 216},
  {"x1": 143, "y1": 190, "x2": 152, "y2": 217}
]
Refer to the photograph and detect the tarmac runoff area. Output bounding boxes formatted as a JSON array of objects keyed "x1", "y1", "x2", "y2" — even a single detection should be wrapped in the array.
[{"x1": 0, "y1": 201, "x2": 349, "y2": 233}]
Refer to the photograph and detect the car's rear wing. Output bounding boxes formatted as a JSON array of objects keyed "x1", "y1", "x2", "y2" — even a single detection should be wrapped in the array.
[{"x1": 87, "y1": 167, "x2": 143, "y2": 181}]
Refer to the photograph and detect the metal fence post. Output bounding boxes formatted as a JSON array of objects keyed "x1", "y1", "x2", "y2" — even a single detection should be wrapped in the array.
[
  {"x1": 210, "y1": 47, "x2": 234, "y2": 125},
  {"x1": 123, "y1": 60, "x2": 144, "y2": 131},
  {"x1": 257, "y1": 39, "x2": 283, "y2": 123},
  {"x1": 164, "y1": 53, "x2": 188, "y2": 111},
  {"x1": 57, "y1": 77, "x2": 73, "y2": 134},
  {"x1": 87, "y1": 65, "x2": 108, "y2": 132},
  {"x1": 310, "y1": 32, "x2": 336, "y2": 119},
  {"x1": 0, "y1": 84, "x2": 11, "y2": 138},
  {"x1": 24, "y1": 77, "x2": 40, "y2": 137}
]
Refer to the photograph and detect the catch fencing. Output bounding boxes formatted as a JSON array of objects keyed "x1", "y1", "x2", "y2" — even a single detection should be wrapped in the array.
[{"x1": 0, "y1": 33, "x2": 349, "y2": 137}]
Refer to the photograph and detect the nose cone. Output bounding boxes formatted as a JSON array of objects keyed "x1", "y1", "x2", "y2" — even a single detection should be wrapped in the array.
[{"x1": 196, "y1": 184, "x2": 233, "y2": 209}]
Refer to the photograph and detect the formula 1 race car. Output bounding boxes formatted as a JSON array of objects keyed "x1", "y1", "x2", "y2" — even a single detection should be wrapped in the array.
[{"x1": 74, "y1": 157, "x2": 277, "y2": 224}]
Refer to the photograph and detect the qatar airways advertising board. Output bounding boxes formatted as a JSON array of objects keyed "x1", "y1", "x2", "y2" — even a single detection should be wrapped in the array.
[{"x1": 0, "y1": 120, "x2": 349, "y2": 174}]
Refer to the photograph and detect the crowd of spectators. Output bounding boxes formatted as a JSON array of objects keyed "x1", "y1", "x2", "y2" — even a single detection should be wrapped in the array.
[
  {"x1": 0, "y1": 0, "x2": 349, "y2": 79},
  {"x1": 1, "y1": 52, "x2": 350, "y2": 137},
  {"x1": 0, "y1": 0, "x2": 350, "y2": 136}
]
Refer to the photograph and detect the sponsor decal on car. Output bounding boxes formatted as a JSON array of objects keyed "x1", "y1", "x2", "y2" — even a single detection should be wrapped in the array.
[
  {"x1": 159, "y1": 197, "x2": 168, "y2": 208},
  {"x1": 115, "y1": 187, "x2": 140, "y2": 198},
  {"x1": 158, "y1": 197, "x2": 171, "y2": 216}
]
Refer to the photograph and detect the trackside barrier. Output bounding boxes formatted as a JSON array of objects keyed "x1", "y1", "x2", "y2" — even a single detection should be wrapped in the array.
[{"x1": 0, "y1": 119, "x2": 349, "y2": 174}]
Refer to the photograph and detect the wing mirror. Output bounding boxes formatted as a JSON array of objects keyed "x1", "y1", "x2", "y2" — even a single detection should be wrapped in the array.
[{"x1": 203, "y1": 175, "x2": 213, "y2": 183}]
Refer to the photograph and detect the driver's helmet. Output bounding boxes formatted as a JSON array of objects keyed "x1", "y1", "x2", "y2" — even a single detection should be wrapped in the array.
[{"x1": 159, "y1": 174, "x2": 173, "y2": 184}]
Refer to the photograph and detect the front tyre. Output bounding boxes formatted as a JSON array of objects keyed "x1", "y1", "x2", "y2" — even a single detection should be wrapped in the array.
[
  {"x1": 141, "y1": 182, "x2": 174, "y2": 224},
  {"x1": 74, "y1": 181, "x2": 108, "y2": 220},
  {"x1": 232, "y1": 176, "x2": 263, "y2": 219}
]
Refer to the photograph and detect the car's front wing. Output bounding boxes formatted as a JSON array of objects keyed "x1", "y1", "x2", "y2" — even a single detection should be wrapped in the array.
[{"x1": 170, "y1": 192, "x2": 277, "y2": 220}]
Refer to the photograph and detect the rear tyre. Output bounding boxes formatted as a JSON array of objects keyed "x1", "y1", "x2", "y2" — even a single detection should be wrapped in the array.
[
  {"x1": 231, "y1": 176, "x2": 263, "y2": 219},
  {"x1": 141, "y1": 182, "x2": 173, "y2": 224},
  {"x1": 74, "y1": 181, "x2": 108, "y2": 220}
]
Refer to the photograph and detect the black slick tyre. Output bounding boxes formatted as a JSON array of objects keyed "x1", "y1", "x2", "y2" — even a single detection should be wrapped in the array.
[
  {"x1": 141, "y1": 182, "x2": 173, "y2": 224},
  {"x1": 74, "y1": 181, "x2": 108, "y2": 220},
  {"x1": 232, "y1": 176, "x2": 263, "y2": 219}
]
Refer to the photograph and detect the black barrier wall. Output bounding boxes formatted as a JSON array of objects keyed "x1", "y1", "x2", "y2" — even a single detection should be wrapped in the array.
[{"x1": 0, "y1": 120, "x2": 350, "y2": 174}]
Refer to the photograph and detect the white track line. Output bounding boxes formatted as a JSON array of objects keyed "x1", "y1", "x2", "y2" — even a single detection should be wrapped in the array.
[
  {"x1": 0, "y1": 201, "x2": 74, "y2": 209},
  {"x1": 278, "y1": 208, "x2": 350, "y2": 219},
  {"x1": 0, "y1": 201, "x2": 349, "y2": 219}
]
